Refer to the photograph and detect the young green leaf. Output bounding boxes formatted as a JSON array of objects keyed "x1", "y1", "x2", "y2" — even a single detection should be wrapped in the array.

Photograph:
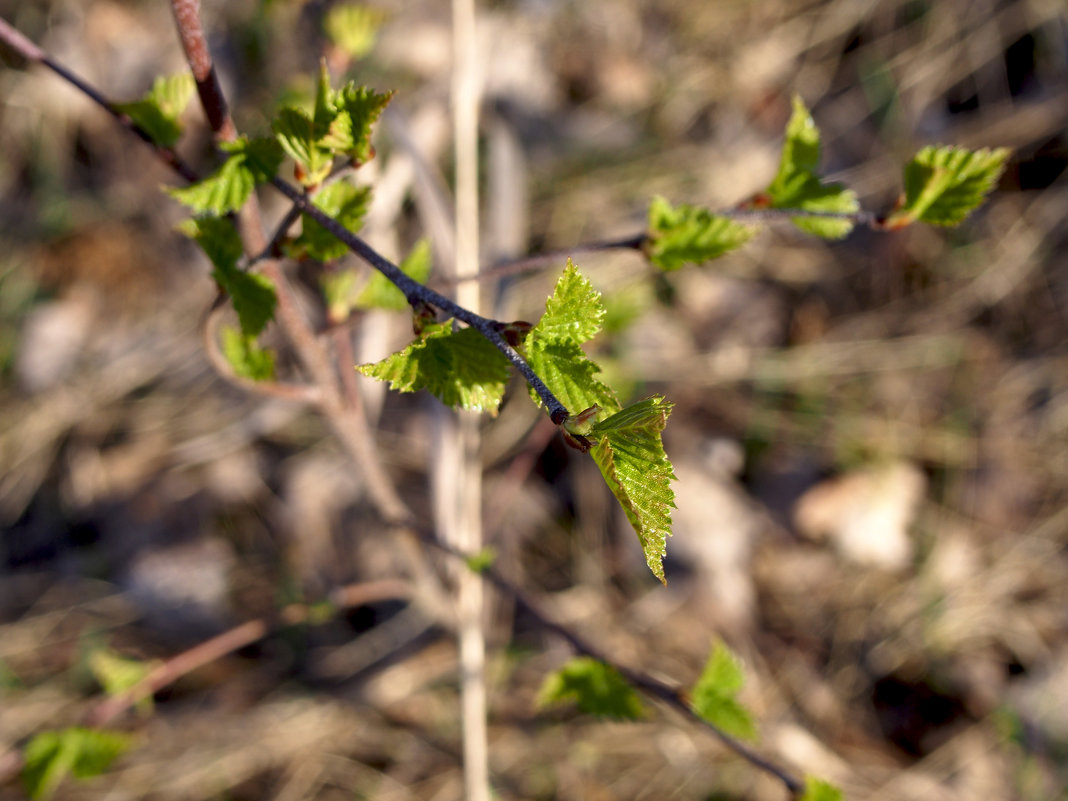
[
  {"x1": 690, "y1": 640, "x2": 757, "y2": 740},
  {"x1": 273, "y1": 106, "x2": 335, "y2": 187},
  {"x1": 799, "y1": 777, "x2": 844, "y2": 801},
  {"x1": 87, "y1": 648, "x2": 152, "y2": 698},
  {"x1": 764, "y1": 96, "x2": 859, "y2": 239},
  {"x1": 168, "y1": 137, "x2": 284, "y2": 215},
  {"x1": 355, "y1": 238, "x2": 432, "y2": 310},
  {"x1": 646, "y1": 196, "x2": 754, "y2": 271},
  {"x1": 537, "y1": 657, "x2": 645, "y2": 720},
  {"x1": 113, "y1": 73, "x2": 194, "y2": 148},
  {"x1": 588, "y1": 396, "x2": 675, "y2": 583},
  {"x1": 326, "y1": 85, "x2": 394, "y2": 164},
  {"x1": 886, "y1": 145, "x2": 1010, "y2": 227},
  {"x1": 524, "y1": 261, "x2": 620, "y2": 417},
  {"x1": 288, "y1": 180, "x2": 371, "y2": 261},
  {"x1": 324, "y1": 3, "x2": 386, "y2": 59},
  {"x1": 22, "y1": 728, "x2": 132, "y2": 800},
  {"x1": 357, "y1": 321, "x2": 511, "y2": 414},
  {"x1": 221, "y1": 325, "x2": 276, "y2": 381},
  {"x1": 178, "y1": 216, "x2": 277, "y2": 337}
]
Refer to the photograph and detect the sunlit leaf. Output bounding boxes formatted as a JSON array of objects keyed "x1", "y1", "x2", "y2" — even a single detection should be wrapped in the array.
[
  {"x1": 799, "y1": 777, "x2": 844, "y2": 801},
  {"x1": 357, "y1": 321, "x2": 510, "y2": 414},
  {"x1": 114, "y1": 73, "x2": 194, "y2": 148},
  {"x1": 22, "y1": 728, "x2": 132, "y2": 800},
  {"x1": 690, "y1": 640, "x2": 757, "y2": 740},
  {"x1": 326, "y1": 84, "x2": 393, "y2": 164},
  {"x1": 289, "y1": 180, "x2": 371, "y2": 261},
  {"x1": 220, "y1": 325, "x2": 276, "y2": 381},
  {"x1": 273, "y1": 106, "x2": 335, "y2": 187},
  {"x1": 589, "y1": 397, "x2": 675, "y2": 583},
  {"x1": 525, "y1": 261, "x2": 620, "y2": 417},
  {"x1": 887, "y1": 145, "x2": 1010, "y2": 227},
  {"x1": 764, "y1": 96, "x2": 859, "y2": 239},
  {"x1": 646, "y1": 196, "x2": 754, "y2": 270},
  {"x1": 177, "y1": 216, "x2": 243, "y2": 272},
  {"x1": 168, "y1": 137, "x2": 284, "y2": 215},
  {"x1": 537, "y1": 657, "x2": 645, "y2": 720}
]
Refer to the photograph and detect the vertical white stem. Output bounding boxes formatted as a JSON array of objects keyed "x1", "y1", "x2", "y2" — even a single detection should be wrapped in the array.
[{"x1": 450, "y1": 1, "x2": 489, "y2": 800}]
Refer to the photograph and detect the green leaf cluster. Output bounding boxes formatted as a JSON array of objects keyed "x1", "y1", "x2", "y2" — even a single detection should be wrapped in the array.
[
  {"x1": 888, "y1": 145, "x2": 1010, "y2": 227},
  {"x1": 523, "y1": 261, "x2": 620, "y2": 417},
  {"x1": 690, "y1": 640, "x2": 757, "y2": 740},
  {"x1": 537, "y1": 657, "x2": 645, "y2": 720},
  {"x1": 646, "y1": 196, "x2": 754, "y2": 271},
  {"x1": 22, "y1": 728, "x2": 132, "y2": 800},
  {"x1": 357, "y1": 321, "x2": 511, "y2": 414},
  {"x1": 113, "y1": 73, "x2": 194, "y2": 148},
  {"x1": 273, "y1": 63, "x2": 393, "y2": 187},
  {"x1": 763, "y1": 96, "x2": 860, "y2": 239},
  {"x1": 588, "y1": 397, "x2": 675, "y2": 583}
]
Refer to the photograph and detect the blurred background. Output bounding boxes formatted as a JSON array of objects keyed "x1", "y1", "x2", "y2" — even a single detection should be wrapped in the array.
[{"x1": 1, "y1": 0, "x2": 1065, "y2": 799}]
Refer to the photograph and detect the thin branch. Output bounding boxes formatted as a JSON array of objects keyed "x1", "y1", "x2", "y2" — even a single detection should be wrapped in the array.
[
  {"x1": 170, "y1": 0, "x2": 235, "y2": 140},
  {"x1": 423, "y1": 534, "x2": 806, "y2": 798}
]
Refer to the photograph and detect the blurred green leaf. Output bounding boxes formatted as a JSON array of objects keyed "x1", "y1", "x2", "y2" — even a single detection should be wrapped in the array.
[
  {"x1": 289, "y1": 180, "x2": 371, "y2": 261},
  {"x1": 114, "y1": 73, "x2": 194, "y2": 148},
  {"x1": 690, "y1": 640, "x2": 757, "y2": 740},
  {"x1": 646, "y1": 196, "x2": 754, "y2": 270},
  {"x1": 22, "y1": 728, "x2": 132, "y2": 800},
  {"x1": 537, "y1": 657, "x2": 645, "y2": 720},
  {"x1": 887, "y1": 145, "x2": 1010, "y2": 227},
  {"x1": 324, "y1": 4, "x2": 386, "y2": 59},
  {"x1": 220, "y1": 325, "x2": 276, "y2": 381},
  {"x1": 799, "y1": 777, "x2": 844, "y2": 801},
  {"x1": 177, "y1": 216, "x2": 243, "y2": 272}
]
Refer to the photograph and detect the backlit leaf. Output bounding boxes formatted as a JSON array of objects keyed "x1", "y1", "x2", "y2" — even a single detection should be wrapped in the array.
[
  {"x1": 357, "y1": 321, "x2": 510, "y2": 414},
  {"x1": 799, "y1": 778, "x2": 844, "y2": 801},
  {"x1": 764, "y1": 96, "x2": 859, "y2": 239},
  {"x1": 537, "y1": 657, "x2": 645, "y2": 720},
  {"x1": 646, "y1": 196, "x2": 754, "y2": 270},
  {"x1": 22, "y1": 728, "x2": 132, "y2": 800},
  {"x1": 589, "y1": 397, "x2": 675, "y2": 582},
  {"x1": 327, "y1": 84, "x2": 393, "y2": 164},
  {"x1": 168, "y1": 137, "x2": 283, "y2": 215},
  {"x1": 324, "y1": 4, "x2": 386, "y2": 59},
  {"x1": 114, "y1": 73, "x2": 194, "y2": 148},
  {"x1": 221, "y1": 325, "x2": 276, "y2": 381},
  {"x1": 690, "y1": 640, "x2": 757, "y2": 740},
  {"x1": 887, "y1": 145, "x2": 1010, "y2": 227},
  {"x1": 289, "y1": 180, "x2": 371, "y2": 261},
  {"x1": 273, "y1": 106, "x2": 335, "y2": 187}
]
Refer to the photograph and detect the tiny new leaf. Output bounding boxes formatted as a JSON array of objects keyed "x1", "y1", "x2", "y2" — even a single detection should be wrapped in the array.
[
  {"x1": 221, "y1": 325, "x2": 276, "y2": 381},
  {"x1": 355, "y1": 238, "x2": 432, "y2": 310},
  {"x1": 289, "y1": 180, "x2": 371, "y2": 261},
  {"x1": 273, "y1": 106, "x2": 335, "y2": 187},
  {"x1": 764, "y1": 96, "x2": 859, "y2": 239},
  {"x1": 168, "y1": 137, "x2": 284, "y2": 215},
  {"x1": 113, "y1": 73, "x2": 194, "y2": 148},
  {"x1": 646, "y1": 196, "x2": 754, "y2": 271},
  {"x1": 325, "y1": 84, "x2": 394, "y2": 164},
  {"x1": 87, "y1": 648, "x2": 154, "y2": 715},
  {"x1": 799, "y1": 777, "x2": 844, "y2": 801},
  {"x1": 324, "y1": 3, "x2": 386, "y2": 59},
  {"x1": 886, "y1": 145, "x2": 1010, "y2": 227},
  {"x1": 589, "y1": 396, "x2": 675, "y2": 583},
  {"x1": 537, "y1": 657, "x2": 645, "y2": 720},
  {"x1": 22, "y1": 728, "x2": 132, "y2": 800},
  {"x1": 357, "y1": 321, "x2": 511, "y2": 414},
  {"x1": 525, "y1": 261, "x2": 620, "y2": 417},
  {"x1": 690, "y1": 640, "x2": 757, "y2": 740}
]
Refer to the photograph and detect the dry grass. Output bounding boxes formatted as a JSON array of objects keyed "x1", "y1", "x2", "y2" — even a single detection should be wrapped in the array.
[{"x1": 1, "y1": 0, "x2": 1065, "y2": 799}]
